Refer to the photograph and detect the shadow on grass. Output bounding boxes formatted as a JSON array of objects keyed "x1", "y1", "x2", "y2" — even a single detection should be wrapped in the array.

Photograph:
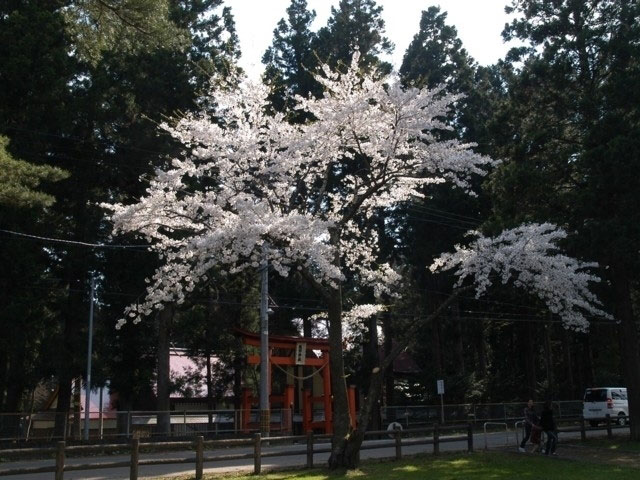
[{"x1": 193, "y1": 452, "x2": 640, "y2": 480}]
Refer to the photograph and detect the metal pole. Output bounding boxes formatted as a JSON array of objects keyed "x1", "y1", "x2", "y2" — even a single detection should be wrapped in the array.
[
  {"x1": 83, "y1": 277, "x2": 95, "y2": 441},
  {"x1": 259, "y1": 248, "x2": 270, "y2": 437},
  {"x1": 99, "y1": 386, "x2": 104, "y2": 440},
  {"x1": 440, "y1": 394, "x2": 444, "y2": 424}
]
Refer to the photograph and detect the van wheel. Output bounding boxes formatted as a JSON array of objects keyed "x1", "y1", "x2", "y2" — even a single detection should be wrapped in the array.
[
  {"x1": 618, "y1": 414, "x2": 627, "y2": 426},
  {"x1": 589, "y1": 420, "x2": 599, "y2": 427}
]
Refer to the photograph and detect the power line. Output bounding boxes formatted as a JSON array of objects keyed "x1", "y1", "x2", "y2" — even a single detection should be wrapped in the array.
[{"x1": 0, "y1": 228, "x2": 149, "y2": 250}]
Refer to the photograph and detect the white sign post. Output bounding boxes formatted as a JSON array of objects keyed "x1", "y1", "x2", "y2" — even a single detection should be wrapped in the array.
[{"x1": 436, "y1": 380, "x2": 445, "y2": 424}]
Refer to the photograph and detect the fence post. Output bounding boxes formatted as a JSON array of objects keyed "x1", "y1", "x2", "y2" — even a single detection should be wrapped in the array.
[
  {"x1": 55, "y1": 441, "x2": 65, "y2": 480},
  {"x1": 306, "y1": 431, "x2": 314, "y2": 468},
  {"x1": 580, "y1": 417, "x2": 586, "y2": 441},
  {"x1": 467, "y1": 423, "x2": 474, "y2": 453},
  {"x1": 195, "y1": 435, "x2": 204, "y2": 480},
  {"x1": 130, "y1": 438, "x2": 139, "y2": 480},
  {"x1": 606, "y1": 414, "x2": 612, "y2": 439},
  {"x1": 254, "y1": 433, "x2": 262, "y2": 474},
  {"x1": 126, "y1": 411, "x2": 131, "y2": 439},
  {"x1": 395, "y1": 429, "x2": 402, "y2": 460},
  {"x1": 433, "y1": 423, "x2": 440, "y2": 455}
]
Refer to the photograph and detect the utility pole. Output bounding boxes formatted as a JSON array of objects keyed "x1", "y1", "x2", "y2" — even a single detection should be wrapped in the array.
[
  {"x1": 259, "y1": 248, "x2": 270, "y2": 437},
  {"x1": 83, "y1": 277, "x2": 95, "y2": 441}
]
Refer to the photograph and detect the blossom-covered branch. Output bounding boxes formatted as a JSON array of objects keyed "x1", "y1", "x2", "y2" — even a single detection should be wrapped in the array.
[{"x1": 429, "y1": 223, "x2": 611, "y2": 331}]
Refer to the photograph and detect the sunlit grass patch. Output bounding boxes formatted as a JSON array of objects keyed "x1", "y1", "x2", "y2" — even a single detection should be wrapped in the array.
[{"x1": 165, "y1": 451, "x2": 640, "y2": 480}]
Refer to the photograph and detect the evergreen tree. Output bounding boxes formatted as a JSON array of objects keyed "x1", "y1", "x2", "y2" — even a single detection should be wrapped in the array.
[
  {"x1": 0, "y1": 136, "x2": 68, "y2": 208},
  {"x1": 262, "y1": 0, "x2": 319, "y2": 114},
  {"x1": 0, "y1": 0, "x2": 241, "y2": 437},
  {"x1": 314, "y1": 0, "x2": 393, "y2": 74},
  {"x1": 492, "y1": 0, "x2": 640, "y2": 437}
]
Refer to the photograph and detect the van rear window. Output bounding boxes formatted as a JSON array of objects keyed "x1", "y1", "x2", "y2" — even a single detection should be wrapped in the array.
[{"x1": 584, "y1": 389, "x2": 607, "y2": 402}]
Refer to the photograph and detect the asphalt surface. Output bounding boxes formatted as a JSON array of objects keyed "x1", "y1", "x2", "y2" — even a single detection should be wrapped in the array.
[{"x1": 0, "y1": 426, "x2": 626, "y2": 479}]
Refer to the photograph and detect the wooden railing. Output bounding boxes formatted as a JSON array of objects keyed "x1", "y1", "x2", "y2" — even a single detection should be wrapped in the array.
[{"x1": 0, "y1": 424, "x2": 475, "y2": 479}]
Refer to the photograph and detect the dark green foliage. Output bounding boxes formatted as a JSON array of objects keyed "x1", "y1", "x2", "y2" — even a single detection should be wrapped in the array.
[
  {"x1": 262, "y1": 0, "x2": 320, "y2": 114},
  {"x1": 486, "y1": 0, "x2": 640, "y2": 428},
  {"x1": 0, "y1": 0, "x2": 241, "y2": 420},
  {"x1": 314, "y1": 0, "x2": 393, "y2": 74},
  {"x1": 0, "y1": 136, "x2": 68, "y2": 208}
]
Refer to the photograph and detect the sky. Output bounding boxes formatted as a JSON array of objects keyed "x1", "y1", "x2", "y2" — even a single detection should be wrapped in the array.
[{"x1": 229, "y1": 0, "x2": 518, "y2": 80}]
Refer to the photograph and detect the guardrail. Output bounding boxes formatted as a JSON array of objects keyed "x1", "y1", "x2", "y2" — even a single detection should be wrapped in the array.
[
  {"x1": 483, "y1": 422, "x2": 509, "y2": 450},
  {"x1": 514, "y1": 414, "x2": 627, "y2": 446},
  {"x1": 0, "y1": 401, "x2": 585, "y2": 443},
  {"x1": 0, "y1": 424, "x2": 475, "y2": 479}
]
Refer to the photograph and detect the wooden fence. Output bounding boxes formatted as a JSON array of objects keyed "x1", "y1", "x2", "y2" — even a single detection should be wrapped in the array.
[{"x1": 0, "y1": 416, "x2": 626, "y2": 479}]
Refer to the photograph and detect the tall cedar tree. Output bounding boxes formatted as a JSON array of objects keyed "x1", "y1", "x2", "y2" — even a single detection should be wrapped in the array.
[
  {"x1": 262, "y1": 0, "x2": 320, "y2": 115},
  {"x1": 492, "y1": 0, "x2": 640, "y2": 438},
  {"x1": 0, "y1": 0, "x2": 240, "y2": 438}
]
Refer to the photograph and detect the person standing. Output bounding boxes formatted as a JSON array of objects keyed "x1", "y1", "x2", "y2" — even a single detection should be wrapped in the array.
[
  {"x1": 540, "y1": 400, "x2": 558, "y2": 455},
  {"x1": 519, "y1": 399, "x2": 537, "y2": 452}
]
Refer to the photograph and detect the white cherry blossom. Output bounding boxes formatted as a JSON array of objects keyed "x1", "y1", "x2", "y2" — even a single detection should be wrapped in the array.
[
  {"x1": 429, "y1": 223, "x2": 611, "y2": 331},
  {"x1": 104, "y1": 52, "x2": 493, "y2": 328}
]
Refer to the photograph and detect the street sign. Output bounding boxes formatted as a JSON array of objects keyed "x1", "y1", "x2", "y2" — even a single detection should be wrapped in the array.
[{"x1": 437, "y1": 379, "x2": 444, "y2": 395}]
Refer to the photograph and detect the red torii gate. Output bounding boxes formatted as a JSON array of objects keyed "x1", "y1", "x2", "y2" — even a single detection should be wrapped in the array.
[{"x1": 236, "y1": 328, "x2": 356, "y2": 434}]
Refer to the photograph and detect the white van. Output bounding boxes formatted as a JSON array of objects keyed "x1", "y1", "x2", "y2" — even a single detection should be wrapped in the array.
[{"x1": 583, "y1": 387, "x2": 629, "y2": 426}]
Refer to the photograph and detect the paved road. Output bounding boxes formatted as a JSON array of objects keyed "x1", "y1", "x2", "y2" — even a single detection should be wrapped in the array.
[{"x1": 0, "y1": 427, "x2": 626, "y2": 479}]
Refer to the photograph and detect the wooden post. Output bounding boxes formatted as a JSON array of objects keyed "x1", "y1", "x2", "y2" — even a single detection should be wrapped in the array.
[
  {"x1": 467, "y1": 423, "x2": 474, "y2": 452},
  {"x1": 606, "y1": 414, "x2": 612, "y2": 439},
  {"x1": 580, "y1": 417, "x2": 586, "y2": 441},
  {"x1": 254, "y1": 433, "x2": 262, "y2": 474},
  {"x1": 55, "y1": 441, "x2": 65, "y2": 480},
  {"x1": 195, "y1": 435, "x2": 204, "y2": 480},
  {"x1": 395, "y1": 430, "x2": 402, "y2": 460},
  {"x1": 130, "y1": 438, "x2": 139, "y2": 480},
  {"x1": 433, "y1": 423, "x2": 440, "y2": 455},
  {"x1": 306, "y1": 431, "x2": 314, "y2": 468}
]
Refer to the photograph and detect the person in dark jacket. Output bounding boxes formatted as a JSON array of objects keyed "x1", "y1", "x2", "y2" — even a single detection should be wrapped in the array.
[
  {"x1": 519, "y1": 399, "x2": 537, "y2": 452},
  {"x1": 540, "y1": 400, "x2": 557, "y2": 455}
]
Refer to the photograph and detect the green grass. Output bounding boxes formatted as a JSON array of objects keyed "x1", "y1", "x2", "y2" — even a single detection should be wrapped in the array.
[
  {"x1": 573, "y1": 435, "x2": 640, "y2": 452},
  {"x1": 160, "y1": 451, "x2": 640, "y2": 480}
]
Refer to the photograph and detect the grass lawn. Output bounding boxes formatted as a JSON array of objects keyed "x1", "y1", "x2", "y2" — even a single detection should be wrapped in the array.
[
  {"x1": 159, "y1": 451, "x2": 640, "y2": 480},
  {"x1": 571, "y1": 435, "x2": 640, "y2": 452}
]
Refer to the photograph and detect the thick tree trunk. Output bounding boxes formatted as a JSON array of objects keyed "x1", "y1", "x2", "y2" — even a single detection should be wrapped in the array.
[
  {"x1": 156, "y1": 305, "x2": 173, "y2": 436},
  {"x1": 206, "y1": 351, "x2": 214, "y2": 432},
  {"x1": 326, "y1": 288, "x2": 469, "y2": 468},
  {"x1": 475, "y1": 320, "x2": 487, "y2": 379},
  {"x1": 367, "y1": 315, "x2": 381, "y2": 432},
  {"x1": 581, "y1": 335, "x2": 595, "y2": 387},
  {"x1": 432, "y1": 317, "x2": 444, "y2": 377},
  {"x1": 382, "y1": 317, "x2": 394, "y2": 406},
  {"x1": 561, "y1": 329, "x2": 575, "y2": 399},
  {"x1": 54, "y1": 376, "x2": 72, "y2": 439},
  {"x1": 543, "y1": 320, "x2": 554, "y2": 398},
  {"x1": 233, "y1": 341, "x2": 243, "y2": 411},
  {"x1": 611, "y1": 265, "x2": 640, "y2": 440},
  {"x1": 326, "y1": 289, "x2": 352, "y2": 468},
  {"x1": 72, "y1": 377, "x2": 82, "y2": 440},
  {"x1": 522, "y1": 322, "x2": 537, "y2": 399},
  {"x1": 0, "y1": 350, "x2": 7, "y2": 411},
  {"x1": 452, "y1": 300, "x2": 465, "y2": 375}
]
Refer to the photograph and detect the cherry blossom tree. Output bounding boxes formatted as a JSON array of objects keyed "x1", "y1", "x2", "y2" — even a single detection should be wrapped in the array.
[{"x1": 104, "y1": 53, "x2": 607, "y2": 467}]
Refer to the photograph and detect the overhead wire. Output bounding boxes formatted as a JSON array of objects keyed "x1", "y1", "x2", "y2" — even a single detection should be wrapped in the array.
[{"x1": 0, "y1": 228, "x2": 150, "y2": 250}]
